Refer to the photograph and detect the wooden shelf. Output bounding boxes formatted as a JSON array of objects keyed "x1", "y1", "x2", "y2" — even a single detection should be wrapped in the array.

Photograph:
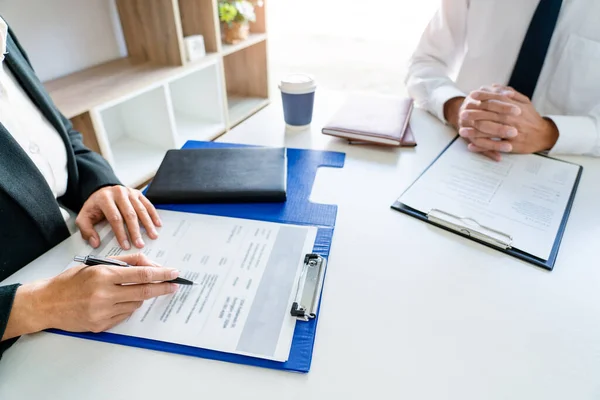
[
  {"x1": 227, "y1": 96, "x2": 270, "y2": 127},
  {"x1": 222, "y1": 33, "x2": 267, "y2": 56},
  {"x1": 44, "y1": 54, "x2": 220, "y2": 119}
]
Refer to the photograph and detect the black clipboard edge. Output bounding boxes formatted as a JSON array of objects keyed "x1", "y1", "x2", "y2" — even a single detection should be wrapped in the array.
[{"x1": 390, "y1": 136, "x2": 584, "y2": 271}]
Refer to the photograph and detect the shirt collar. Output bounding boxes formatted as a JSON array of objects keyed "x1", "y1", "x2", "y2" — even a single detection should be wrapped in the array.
[{"x1": 0, "y1": 17, "x2": 7, "y2": 63}]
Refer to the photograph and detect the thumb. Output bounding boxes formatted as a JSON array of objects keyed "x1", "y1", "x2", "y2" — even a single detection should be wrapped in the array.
[{"x1": 76, "y1": 214, "x2": 100, "y2": 248}]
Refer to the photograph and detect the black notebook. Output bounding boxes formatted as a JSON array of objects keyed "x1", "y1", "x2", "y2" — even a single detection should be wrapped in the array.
[{"x1": 145, "y1": 147, "x2": 287, "y2": 204}]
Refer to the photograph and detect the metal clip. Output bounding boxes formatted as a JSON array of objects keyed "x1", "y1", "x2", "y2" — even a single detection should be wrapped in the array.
[
  {"x1": 290, "y1": 254, "x2": 326, "y2": 321},
  {"x1": 427, "y1": 208, "x2": 513, "y2": 250}
]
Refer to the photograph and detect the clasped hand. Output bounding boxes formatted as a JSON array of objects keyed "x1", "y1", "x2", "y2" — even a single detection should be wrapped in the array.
[{"x1": 445, "y1": 84, "x2": 559, "y2": 161}]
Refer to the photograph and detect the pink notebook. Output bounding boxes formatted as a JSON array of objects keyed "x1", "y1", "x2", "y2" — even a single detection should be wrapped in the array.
[{"x1": 322, "y1": 94, "x2": 415, "y2": 146}]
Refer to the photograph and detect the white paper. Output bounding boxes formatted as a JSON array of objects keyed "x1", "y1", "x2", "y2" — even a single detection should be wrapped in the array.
[
  {"x1": 399, "y1": 139, "x2": 580, "y2": 260},
  {"x1": 67, "y1": 210, "x2": 318, "y2": 362}
]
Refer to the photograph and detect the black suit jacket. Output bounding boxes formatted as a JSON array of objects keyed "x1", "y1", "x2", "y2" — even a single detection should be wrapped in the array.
[{"x1": 0, "y1": 26, "x2": 121, "y2": 357}]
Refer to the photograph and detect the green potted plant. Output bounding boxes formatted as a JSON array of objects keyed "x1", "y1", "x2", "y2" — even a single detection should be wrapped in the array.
[{"x1": 218, "y1": 0, "x2": 260, "y2": 44}]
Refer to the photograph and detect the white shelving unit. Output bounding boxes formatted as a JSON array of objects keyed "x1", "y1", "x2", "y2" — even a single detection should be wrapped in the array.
[
  {"x1": 168, "y1": 63, "x2": 227, "y2": 147},
  {"x1": 96, "y1": 86, "x2": 177, "y2": 187},
  {"x1": 81, "y1": 59, "x2": 230, "y2": 188},
  {"x1": 38, "y1": 0, "x2": 270, "y2": 188}
]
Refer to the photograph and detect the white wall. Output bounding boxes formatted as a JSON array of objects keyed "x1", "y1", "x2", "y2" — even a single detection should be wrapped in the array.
[{"x1": 0, "y1": 0, "x2": 127, "y2": 82}]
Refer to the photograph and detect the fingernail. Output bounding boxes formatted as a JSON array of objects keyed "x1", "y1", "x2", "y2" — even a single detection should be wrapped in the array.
[
  {"x1": 169, "y1": 284, "x2": 179, "y2": 293},
  {"x1": 170, "y1": 269, "x2": 179, "y2": 279},
  {"x1": 506, "y1": 129, "x2": 518, "y2": 138},
  {"x1": 156, "y1": 218, "x2": 163, "y2": 227},
  {"x1": 459, "y1": 111, "x2": 469, "y2": 120},
  {"x1": 511, "y1": 107, "x2": 522, "y2": 116},
  {"x1": 151, "y1": 228, "x2": 158, "y2": 237},
  {"x1": 136, "y1": 238, "x2": 145, "y2": 248},
  {"x1": 503, "y1": 90, "x2": 514, "y2": 97},
  {"x1": 500, "y1": 143, "x2": 513, "y2": 152},
  {"x1": 459, "y1": 128, "x2": 469, "y2": 137},
  {"x1": 123, "y1": 240, "x2": 131, "y2": 250},
  {"x1": 89, "y1": 236, "x2": 99, "y2": 248}
]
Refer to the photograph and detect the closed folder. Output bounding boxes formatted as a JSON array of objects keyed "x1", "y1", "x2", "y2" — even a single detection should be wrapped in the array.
[{"x1": 145, "y1": 147, "x2": 287, "y2": 204}]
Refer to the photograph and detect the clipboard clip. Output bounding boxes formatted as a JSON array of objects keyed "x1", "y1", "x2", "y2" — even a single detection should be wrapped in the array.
[
  {"x1": 290, "y1": 254, "x2": 326, "y2": 321},
  {"x1": 426, "y1": 208, "x2": 513, "y2": 250}
]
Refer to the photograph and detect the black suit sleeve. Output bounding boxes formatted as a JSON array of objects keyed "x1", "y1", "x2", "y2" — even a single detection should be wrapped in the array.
[
  {"x1": 0, "y1": 27, "x2": 122, "y2": 359},
  {"x1": 0, "y1": 284, "x2": 21, "y2": 357},
  {"x1": 7, "y1": 26, "x2": 122, "y2": 213},
  {"x1": 58, "y1": 114, "x2": 122, "y2": 212}
]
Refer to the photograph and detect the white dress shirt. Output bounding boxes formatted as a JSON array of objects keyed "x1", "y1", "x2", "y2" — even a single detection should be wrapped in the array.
[
  {"x1": 406, "y1": 0, "x2": 600, "y2": 156},
  {"x1": 0, "y1": 17, "x2": 72, "y2": 227}
]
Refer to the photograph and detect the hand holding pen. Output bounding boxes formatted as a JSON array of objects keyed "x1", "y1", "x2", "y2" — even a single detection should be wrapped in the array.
[
  {"x1": 74, "y1": 255, "x2": 196, "y2": 285},
  {"x1": 10, "y1": 253, "x2": 188, "y2": 337}
]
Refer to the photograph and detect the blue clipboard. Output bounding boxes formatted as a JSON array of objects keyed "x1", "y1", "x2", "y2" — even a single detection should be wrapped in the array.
[
  {"x1": 391, "y1": 136, "x2": 582, "y2": 271},
  {"x1": 49, "y1": 141, "x2": 345, "y2": 373}
]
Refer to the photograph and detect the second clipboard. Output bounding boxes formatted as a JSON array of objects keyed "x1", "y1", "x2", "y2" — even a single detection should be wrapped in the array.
[{"x1": 390, "y1": 136, "x2": 583, "y2": 271}]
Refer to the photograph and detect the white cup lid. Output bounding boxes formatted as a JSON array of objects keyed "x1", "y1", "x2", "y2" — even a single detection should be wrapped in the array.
[{"x1": 279, "y1": 73, "x2": 316, "y2": 94}]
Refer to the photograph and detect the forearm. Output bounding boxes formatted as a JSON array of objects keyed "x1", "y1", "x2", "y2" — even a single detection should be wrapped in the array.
[
  {"x1": 2, "y1": 282, "x2": 49, "y2": 341},
  {"x1": 546, "y1": 114, "x2": 600, "y2": 156},
  {"x1": 60, "y1": 115, "x2": 121, "y2": 212},
  {"x1": 405, "y1": 0, "x2": 468, "y2": 121}
]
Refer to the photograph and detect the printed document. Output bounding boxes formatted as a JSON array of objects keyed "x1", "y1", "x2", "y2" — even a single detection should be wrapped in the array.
[
  {"x1": 67, "y1": 210, "x2": 317, "y2": 362},
  {"x1": 399, "y1": 139, "x2": 580, "y2": 260}
]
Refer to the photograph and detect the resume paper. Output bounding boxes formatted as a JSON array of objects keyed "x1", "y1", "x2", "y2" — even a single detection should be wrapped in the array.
[
  {"x1": 399, "y1": 139, "x2": 580, "y2": 260},
  {"x1": 66, "y1": 210, "x2": 317, "y2": 362}
]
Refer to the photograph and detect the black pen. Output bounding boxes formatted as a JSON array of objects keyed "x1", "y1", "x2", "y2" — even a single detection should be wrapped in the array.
[{"x1": 73, "y1": 255, "x2": 197, "y2": 285}]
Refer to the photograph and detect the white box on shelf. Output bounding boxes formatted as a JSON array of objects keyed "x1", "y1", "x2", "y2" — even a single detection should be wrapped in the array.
[
  {"x1": 168, "y1": 63, "x2": 227, "y2": 145},
  {"x1": 95, "y1": 85, "x2": 176, "y2": 188},
  {"x1": 184, "y1": 35, "x2": 206, "y2": 62}
]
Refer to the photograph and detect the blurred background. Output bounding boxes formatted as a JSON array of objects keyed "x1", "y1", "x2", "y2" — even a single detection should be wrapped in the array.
[
  {"x1": 0, "y1": 0, "x2": 439, "y2": 188},
  {"x1": 268, "y1": 0, "x2": 438, "y2": 96}
]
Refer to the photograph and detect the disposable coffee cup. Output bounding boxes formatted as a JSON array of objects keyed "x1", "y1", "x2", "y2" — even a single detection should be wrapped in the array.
[{"x1": 279, "y1": 73, "x2": 317, "y2": 130}]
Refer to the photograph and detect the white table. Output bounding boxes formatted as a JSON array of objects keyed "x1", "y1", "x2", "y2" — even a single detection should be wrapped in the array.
[{"x1": 1, "y1": 91, "x2": 600, "y2": 400}]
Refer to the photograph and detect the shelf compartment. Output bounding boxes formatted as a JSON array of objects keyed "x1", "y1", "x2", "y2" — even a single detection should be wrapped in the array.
[
  {"x1": 44, "y1": 55, "x2": 220, "y2": 119},
  {"x1": 221, "y1": 33, "x2": 267, "y2": 56},
  {"x1": 219, "y1": 0, "x2": 266, "y2": 54},
  {"x1": 116, "y1": 0, "x2": 186, "y2": 66},
  {"x1": 178, "y1": 0, "x2": 220, "y2": 54},
  {"x1": 223, "y1": 40, "x2": 269, "y2": 126},
  {"x1": 97, "y1": 86, "x2": 176, "y2": 187},
  {"x1": 168, "y1": 62, "x2": 226, "y2": 145}
]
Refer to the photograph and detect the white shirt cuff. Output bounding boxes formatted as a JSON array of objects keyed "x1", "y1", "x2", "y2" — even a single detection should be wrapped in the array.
[
  {"x1": 546, "y1": 115, "x2": 597, "y2": 155},
  {"x1": 430, "y1": 85, "x2": 467, "y2": 124}
]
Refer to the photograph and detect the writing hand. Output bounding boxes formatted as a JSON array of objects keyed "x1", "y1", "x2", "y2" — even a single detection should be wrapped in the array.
[
  {"x1": 3, "y1": 253, "x2": 179, "y2": 340},
  {"x1": 76, "y1": 186, "x2": 162, "y2": 250}
]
